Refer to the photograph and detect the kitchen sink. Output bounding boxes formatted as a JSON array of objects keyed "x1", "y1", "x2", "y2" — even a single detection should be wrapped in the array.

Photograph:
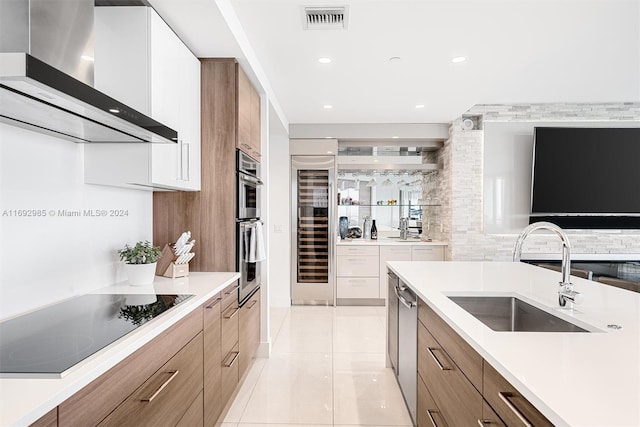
[
  {"x1": 385, "y1": 236, "x2": 422, "y2": 241},
  {"x1": 448, "y1": 296, "x2": 589, "y2": 332}
]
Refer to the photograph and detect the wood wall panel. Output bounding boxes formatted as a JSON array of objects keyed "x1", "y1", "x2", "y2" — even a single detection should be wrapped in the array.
[{"x1": 153, "y1": 58, "x2": 237, "y2": 272}]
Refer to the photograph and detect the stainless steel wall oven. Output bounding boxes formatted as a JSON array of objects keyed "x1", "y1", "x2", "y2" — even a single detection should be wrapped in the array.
[
  {"x1": 236, "y1": 150, "x2": 262, "y2": 305},
  {"x1": 237, "y1": 151, "x2": 262, "y2": 220}
]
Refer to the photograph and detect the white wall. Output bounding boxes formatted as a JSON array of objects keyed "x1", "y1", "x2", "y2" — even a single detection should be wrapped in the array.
[
  {"x1": 267, "y1": 105, "x2": 291, "y2": 307},
  {"x1": 0, "y1": 124, "x2": 152, "y2": 319}
]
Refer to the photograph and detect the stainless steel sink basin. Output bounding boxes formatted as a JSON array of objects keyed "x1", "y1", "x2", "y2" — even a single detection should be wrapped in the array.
[{"x1": 448, "y1": 296, "x2": 589, "y2": 332}]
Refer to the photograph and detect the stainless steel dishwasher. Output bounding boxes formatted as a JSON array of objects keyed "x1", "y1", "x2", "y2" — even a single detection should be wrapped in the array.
[
  {"x1": 395, "y1": 278, "x2": 417, "y2": 425},
  {"x1": 387, "y1": 271, "x2": 399, "y2": 374}
]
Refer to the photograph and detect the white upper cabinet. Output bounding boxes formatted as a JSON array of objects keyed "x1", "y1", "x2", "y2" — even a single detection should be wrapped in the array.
[{"x1": 85, "y1": 6, "x2": 201, "y2": 191}]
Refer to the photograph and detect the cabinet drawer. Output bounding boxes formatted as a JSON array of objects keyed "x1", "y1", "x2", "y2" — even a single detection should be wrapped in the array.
[
  {"x1": 203, "y1": 295, "x2": 222, "y2": 426},
  {"x1": 411, "y1": 246, "x2": 445, "y2": 261},
  {"x1": 337, "y1": 255, "x2": 380, "y2": 277},
  {"x1": 418, "y1": 321, "x2": 482, "y2": 426},
  {"x1": 418, "y1": 299, "x2": 482, "y2": 391},
  {"x1": 221, "y1": 301, "x2": 240, "y2": 356},
  {"x1": 482, "y1": 400, "x2": 506, "y2": 427},
  {"x1": 59, "y1": 308, "x2": 203, "y2": 427},
  {"x1": 98, "y1": 332, "x2": 204, "y2": 426},
  {"x1": 239, "y1": 289, "x2": 261, "y2": 378},
  {"x1": 337, "y1": 277, "x2": 379, "y2": 298},
  {"x1": 483, "y1": 361, "x2": 552, "y2": 427},
  {"x1": 176, "y1": 390, "x2": 203, "y2": 427},
  {"x1": 417, "y1": 374, "x2": 448, "y2": 427},
  {"x1": 221, "y1": 281, "x2": 239, "y2": 311},
  {"x1": 337, "y1": 245, "x2": 379, "y2": 256},
  {"x1": 221, "y1": 343, "x2": 240, "y2": 405}
]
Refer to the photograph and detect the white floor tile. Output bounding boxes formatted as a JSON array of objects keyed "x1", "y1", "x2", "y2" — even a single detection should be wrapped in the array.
[
  {"x1": 271, "y1": 307, "x2": 334, "y2": 354},
  {"x1": 333, "y1": 353, "x2": 413, "y2": 426},
  {"x1": 239, "y1": 352, "x2": 334, "y2": 424},
  {"x1": 333, "y1": 307, "x2": 386, "y2": 354},
  {"x1": 225, "y1": 305, "x2": 412, "y2": 426}
]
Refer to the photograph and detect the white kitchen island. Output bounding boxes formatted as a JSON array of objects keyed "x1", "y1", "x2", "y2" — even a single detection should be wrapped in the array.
[{"x1": 387, "y1": 260, "x2": 640, "y2": 426}]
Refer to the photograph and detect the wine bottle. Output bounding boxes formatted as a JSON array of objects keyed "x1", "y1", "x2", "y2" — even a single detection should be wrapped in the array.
[{"x1": 371, "y1": 219, "x2": 378, "y2": 240}]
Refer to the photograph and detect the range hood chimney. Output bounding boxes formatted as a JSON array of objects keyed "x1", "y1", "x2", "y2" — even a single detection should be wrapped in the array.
[{"x1": 0, "y1": 0, "x2": 177, "y2": 143}]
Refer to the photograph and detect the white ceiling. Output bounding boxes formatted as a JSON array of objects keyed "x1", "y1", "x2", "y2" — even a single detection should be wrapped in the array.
[{"x1": 151, "y1": 0, "x2": 640, "y2": 125}]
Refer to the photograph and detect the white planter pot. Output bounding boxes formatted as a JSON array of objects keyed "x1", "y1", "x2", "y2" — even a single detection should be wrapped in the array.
[{"x1": 125, "y1": 262, "x2": 157, "y2": 286}]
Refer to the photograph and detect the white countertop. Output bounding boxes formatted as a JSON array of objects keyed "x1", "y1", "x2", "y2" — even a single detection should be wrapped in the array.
[
  {"x1": 0, "y1": 272, "x2": 239, "y2": 427},
  {"x1": 337, "y1": 237, "x2": 447, "y2": 246},
  {"x1": 387, "y1": 261, "x2": 640, "y2": 427}
]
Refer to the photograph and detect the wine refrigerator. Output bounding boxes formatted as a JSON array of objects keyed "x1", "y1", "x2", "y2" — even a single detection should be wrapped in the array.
[{"x1": 290, "y1": 156, "x2": 335, "y2": 305}]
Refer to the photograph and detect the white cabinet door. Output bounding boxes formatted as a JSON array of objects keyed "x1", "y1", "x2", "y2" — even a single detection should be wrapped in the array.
[
  {"x1": 411, "y1": 246, "x2": 445, "y2": 261},
  {"x1": 337, "y1": 278, "x2": 379, "y2": 299},
  {"x1": 379, "y1": 245, "x2": 412, "y2": 298},
  {"x1": 86, "y1": 7, "x2": 200, "y2": 191},
  {"x1": 337, "y1": 255, "x2": 380, "y2": 277}
]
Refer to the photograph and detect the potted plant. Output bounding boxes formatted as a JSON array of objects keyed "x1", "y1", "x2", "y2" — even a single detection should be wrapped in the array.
[{"x1": 118, "y1": 240, "x2": 162, "y2": 286}]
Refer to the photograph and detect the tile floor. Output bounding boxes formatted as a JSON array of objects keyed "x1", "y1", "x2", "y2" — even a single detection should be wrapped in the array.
[{"x1": 218, "y1": 306, "x2": 413, "y2": 427}]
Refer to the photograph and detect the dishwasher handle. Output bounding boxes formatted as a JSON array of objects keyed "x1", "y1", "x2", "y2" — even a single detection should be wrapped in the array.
[{"x1": 394, "y1": 285, "x2": 416, "y2": 309}]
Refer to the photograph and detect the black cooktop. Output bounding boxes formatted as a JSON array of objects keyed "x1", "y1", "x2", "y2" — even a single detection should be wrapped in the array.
[{"x1": 0, "y1": 293, "x2": 192, "y2": 378}]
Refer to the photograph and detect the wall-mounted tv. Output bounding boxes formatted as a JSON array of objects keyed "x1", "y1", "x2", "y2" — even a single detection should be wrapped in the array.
[{"x1": 531, "y1": 127, "x2": 640, "y2": 229}]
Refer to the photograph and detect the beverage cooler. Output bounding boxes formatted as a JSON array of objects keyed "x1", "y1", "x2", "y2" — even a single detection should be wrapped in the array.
[{"x1": 290, "y1": 156, "x2": 335, "y2": 305}]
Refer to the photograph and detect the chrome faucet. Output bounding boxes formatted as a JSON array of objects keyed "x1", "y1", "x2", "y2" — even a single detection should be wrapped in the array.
[
  {"x1": 399, "y1": 217, "x2": 409, "y2": 240},
  {"x1": 513, "y1": 222, "x2": 581, "y2": 307}
]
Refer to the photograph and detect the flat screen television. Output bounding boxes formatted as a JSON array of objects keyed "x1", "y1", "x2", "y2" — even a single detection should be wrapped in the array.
[{"x1": 531, "y1": 127, "x2": 640, "y2": 229}]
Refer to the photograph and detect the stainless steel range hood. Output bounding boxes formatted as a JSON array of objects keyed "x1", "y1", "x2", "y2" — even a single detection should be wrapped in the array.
[{"x1": 0, "y1": 0, "x2": 177, "y2": 143}]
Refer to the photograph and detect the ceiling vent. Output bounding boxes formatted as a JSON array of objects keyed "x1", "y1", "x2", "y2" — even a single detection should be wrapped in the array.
[{"x1": 303, "y1": 6, "x2": 349, "y2": 30}]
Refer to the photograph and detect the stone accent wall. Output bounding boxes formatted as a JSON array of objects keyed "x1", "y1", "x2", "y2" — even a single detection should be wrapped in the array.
[{"x1": 442, "y1": 102, "x2": 640, "y2": 261}]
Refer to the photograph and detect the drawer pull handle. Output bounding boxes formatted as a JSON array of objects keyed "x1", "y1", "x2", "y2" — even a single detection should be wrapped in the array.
[
  {"x1": 223, "y1": 306, "x2": 240, "y2": 319},
  {"x1": 223, "y1": 351, "x2": 240, "y2": 367},
  {"x1": 141, "y1": 370, "x2": 179, "y2": 402},
  {"x1": 478, "y1": 419, "x2": 491, "y2": 426},
  {"x1": 426, "y1": 347, "x2": 451, "y2": 370},
  {"x1": 426, "y1": 409, "x2": 440, "y2": 427},
  {"x1": 225, "y1": 283, "x2": 240, "y2": 295},
  {"x1": 246, "y1": 299, "x2": 258, "y2": 309},
  {"x1": 498, "y1": 392, "x2": 533, "y2": 427},
  {"x1": 205, "y1": 297, "x2": 222, "y2": 309}
]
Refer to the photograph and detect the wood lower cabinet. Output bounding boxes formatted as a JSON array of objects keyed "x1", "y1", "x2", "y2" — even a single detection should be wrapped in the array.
[
  {"x1": 484, "y1": 362, "x2": 553, "y2": 427},
  {"x1": 417, "y1": 374, "x2": 447, "y2": 427},
  {"x1": 220, "y1": 283, "x2": 240, "y2": 406},
  {"x1": 417, "y1": 320, "x2": 482, "y2": 426},
  {"x1": 177, "y1": 390, "x2": 204, "y2": 427},
  {"x1": 203, "y1": 294, "x2": 223, "y2": 426},
  {"x1": 59, "y1": 309, "x2": 202, "y2": 427},
  {"x1": 98, "y1": 332, "x2": 203, "y2": 426},
  {"x1": 239, "y1": 288, "x2": 261, "y2": 378},
  {"x1": 416, "y1": 298, "x2": 553, "y2": 427}
]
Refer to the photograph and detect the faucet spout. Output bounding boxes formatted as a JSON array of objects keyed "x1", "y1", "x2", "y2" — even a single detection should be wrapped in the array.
[{"x1": 513, "y1": 221, "x2": 577, "y2": 307}]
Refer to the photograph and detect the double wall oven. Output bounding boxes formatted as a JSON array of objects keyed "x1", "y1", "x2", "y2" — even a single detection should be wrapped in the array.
[{"x1": 237, "y1": 150, "x2": 263, "y2": 305}]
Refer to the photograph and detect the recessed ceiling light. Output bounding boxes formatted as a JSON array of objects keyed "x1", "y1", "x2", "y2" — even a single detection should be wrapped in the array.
[
  {"x1": 109, "y1": 108, "x2": 120, "y2": 113},
  {"x1": 323, "y1": 105, "x2": 333, "y2": 109},
  {"x1": 388, "y1": 56, "x2": 402, "y2": 63},
  {"x1": 415, "y1": 104, "x2": 425, "y2": 109},
  {"x1": 392, "y1": 136, "x2": 399, "y2": 139},
  {"x1": 318, "y1": 57, "x2": 332, "y2": 64},
  {"x1": 327, "y1": 151, "x2": 333, "y2": 154},
  {"x1": 451, "y1": 56, "x2": 467, "y2": 63},
  {"x1": 373, "y1": 159, "x2": 379, "y2": 163}
]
